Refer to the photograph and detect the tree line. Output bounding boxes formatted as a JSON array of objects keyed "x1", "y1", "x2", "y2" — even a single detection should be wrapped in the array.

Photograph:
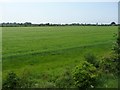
[{"x1": 0, "y1": 22, "x2": 117, "y2": 27}]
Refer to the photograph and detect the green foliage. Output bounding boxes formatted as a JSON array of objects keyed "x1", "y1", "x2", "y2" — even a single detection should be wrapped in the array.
[
  {"x1": 96, "y1": 73, "x2": 118, "y2": 88},
  {"x1": 111, "y1": 26, "x2": 120, "y2": 75},
  {"x1": 3, "y1": 72, "x2": 20, "y2": 89},
  {"x1": 113, "y1": 26, "x2": 120, "y2": 54},
  {"x1": 72, "y1": 61, "x2": 98, "y2": 88},
  {"x1": 55, "y1": 69, "x2": 74, "y2": 88},
  {"x1": 100, "y1": 54, "x2": 119, "y2": 76},
  {"x1": 100, "y1": 26, "x2": 120, "y2": 75},
  {"x1": 3, "y1": 71, "x2": 37, "y2": 89},
  {"x1": 84, "y1": 53, "x2": 99, "y2": 68}
]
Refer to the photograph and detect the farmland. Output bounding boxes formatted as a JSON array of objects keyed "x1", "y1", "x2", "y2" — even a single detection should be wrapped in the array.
[{"x1": 2, "y1": 26, "x2": 118, "y2": 88}]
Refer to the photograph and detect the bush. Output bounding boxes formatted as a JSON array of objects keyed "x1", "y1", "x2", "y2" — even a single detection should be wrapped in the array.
[
  {"x1": 3, "y1": 72, "x2": 20, "y2": 89},
  {"x1": 99, "y1": 54, "x2": 119, "y2": 75},
  {"x1": 84, "y1": 53, "x2": 99, "y2": 68},
  {"x1": 3, "y1": 70, "x2": 36, "y2": 89},
  {"x1": 55, "y1": 69, "x2": 74, "y2": 88},
  {"x1": 72, "y1": 61, "x2": 98, "y2": 88}
]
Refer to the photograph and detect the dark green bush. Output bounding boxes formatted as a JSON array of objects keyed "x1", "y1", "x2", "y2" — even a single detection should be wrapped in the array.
[
  {"x1": 84, "y1": 53, "x2": 99, "y2": 68},
  {"x1": 3, "y1": 70, "x2": 36, "y2": 89},
  {"x1": 72, "y1": 61, "x2": 98, "y2": 88},
  {"x1": 3, "y1": 72, "x2": 20, "y2": 89}
]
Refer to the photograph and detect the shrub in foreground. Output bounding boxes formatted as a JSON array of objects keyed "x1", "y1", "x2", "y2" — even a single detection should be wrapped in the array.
[
  {"x1": 72, "y1": 61, "x2": 98, "y2": 88},
  {"x1": 100, "y1": 54, "x2": 118, "y2": 75},
  {"x1": 3, "y1": 72, "x2": 20, "y2": 89},
  {"x1": 3, "y1": 71, "x2": 36, "y2": 89},
  {"x1": 84, "y1": 53, "x2": 99, "y2": 68}
]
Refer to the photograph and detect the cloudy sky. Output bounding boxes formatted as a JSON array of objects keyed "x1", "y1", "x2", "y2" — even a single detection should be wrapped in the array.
[{"x1": 0, "y1": 0, "x2": 118, "y2": 24}]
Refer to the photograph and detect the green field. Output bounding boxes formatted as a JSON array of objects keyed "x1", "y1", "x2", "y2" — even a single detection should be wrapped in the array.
[{"x1": 2, "y1": 26, "x2": 118, "y2": 88}]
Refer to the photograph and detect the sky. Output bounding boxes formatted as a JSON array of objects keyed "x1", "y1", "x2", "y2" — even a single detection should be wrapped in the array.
[{"x1": 0, "y1": 1, "x2": 118, "y2": 24}]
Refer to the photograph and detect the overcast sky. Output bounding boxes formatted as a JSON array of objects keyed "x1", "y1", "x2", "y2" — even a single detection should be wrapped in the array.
[{"x1": 0, "y1": 1, "x2": 118, "y2": 24}]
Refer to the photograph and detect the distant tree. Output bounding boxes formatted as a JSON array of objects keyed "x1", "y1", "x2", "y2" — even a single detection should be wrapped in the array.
[
  {"x1": 45, "y1": 23, "x2": 50, "y2": 26},
  {"x1": 111, "y1": 22, "x2": 116, "y2": 25},
  {"x1": 24, "y1": 22, "x2": 32, "y2": 26}
]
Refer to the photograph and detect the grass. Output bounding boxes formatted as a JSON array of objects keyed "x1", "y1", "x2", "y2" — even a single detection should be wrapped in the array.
[{"x1": 2, "y1": 26, "x2": 118, "y2": 88}]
